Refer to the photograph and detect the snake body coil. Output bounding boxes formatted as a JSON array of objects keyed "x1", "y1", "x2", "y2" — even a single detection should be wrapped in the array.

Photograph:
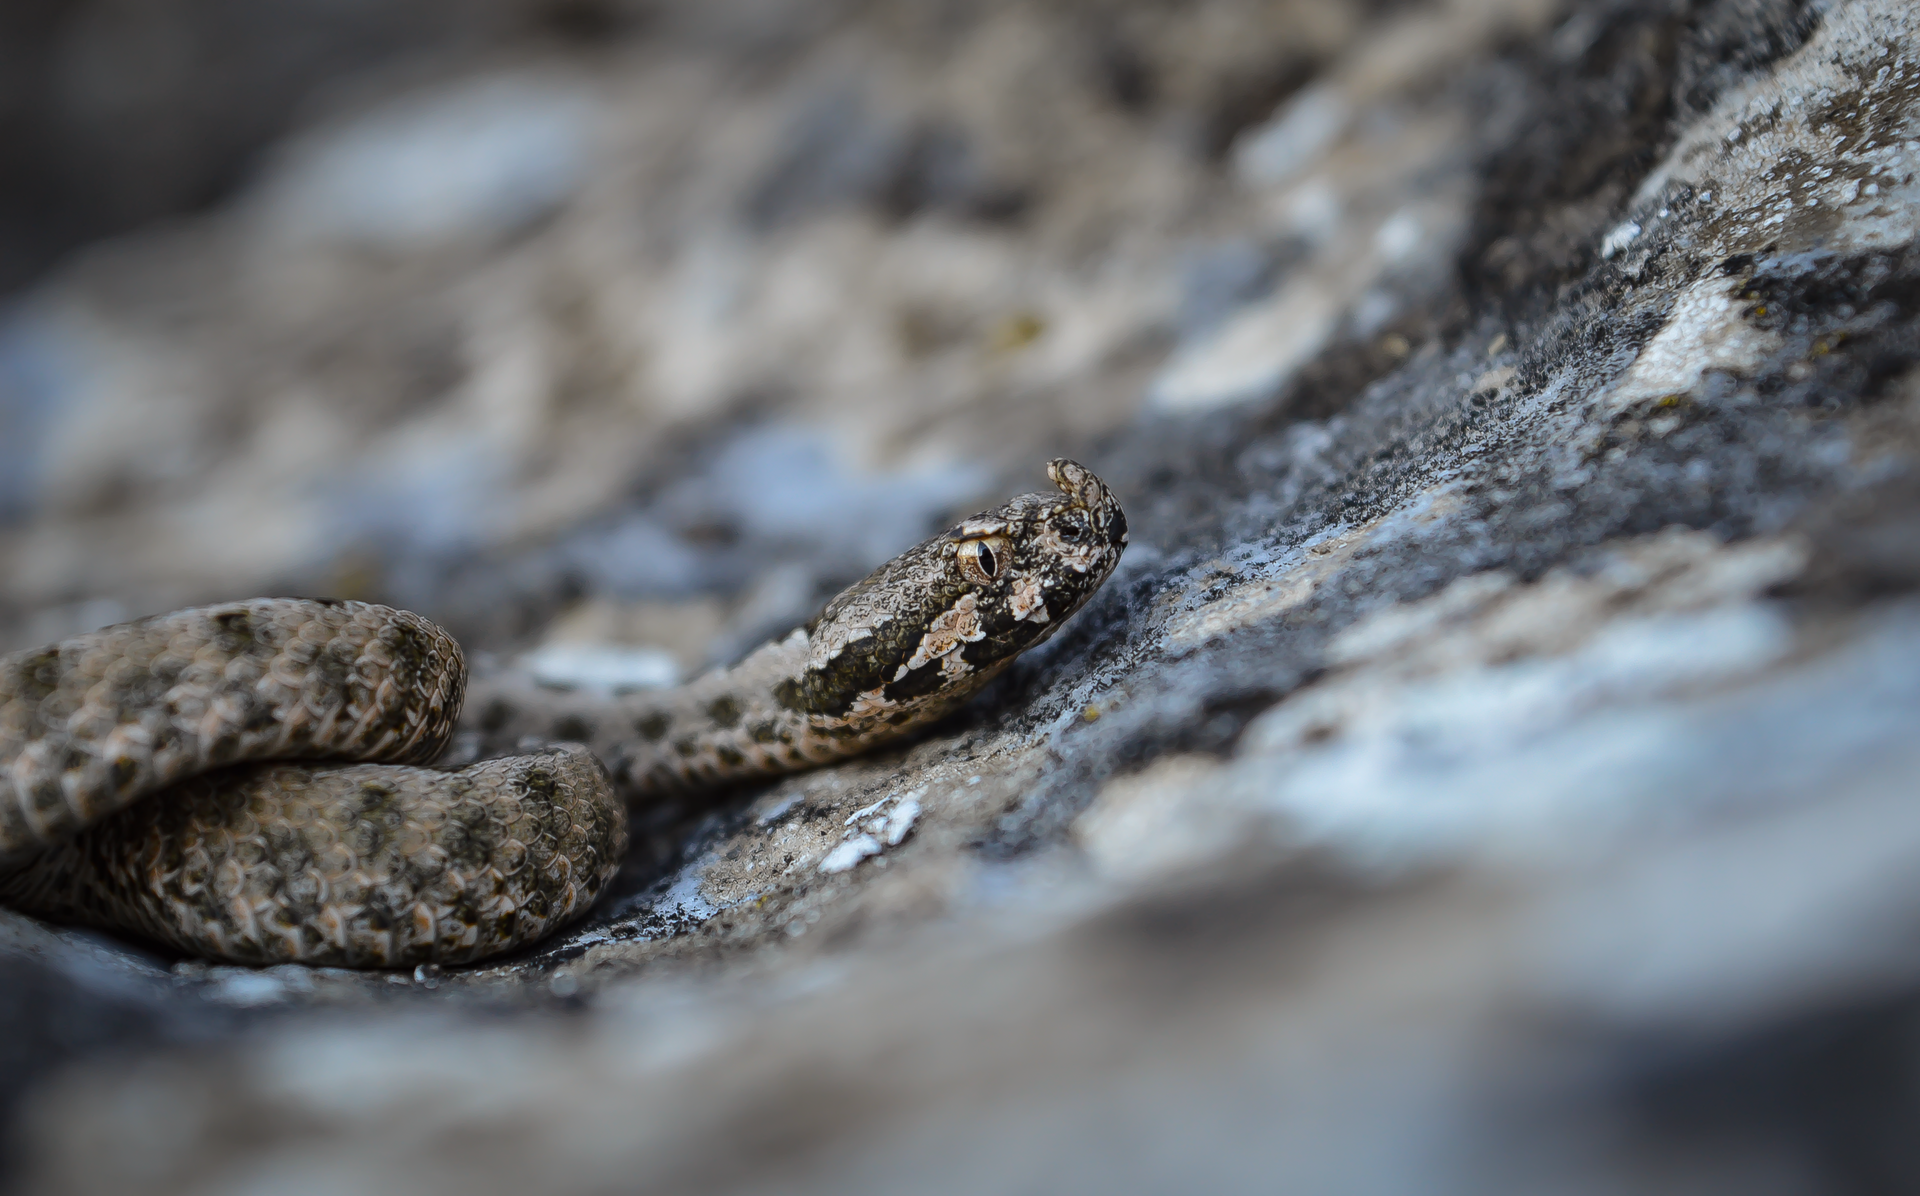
[{"x1": 0, "y1": 461, "x2": 1125, "y2": 968}]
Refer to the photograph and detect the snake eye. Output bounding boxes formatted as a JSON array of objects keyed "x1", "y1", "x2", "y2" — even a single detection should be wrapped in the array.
[{"x1": 958, "y1": 536, "x2": 1010, "y2": 584}]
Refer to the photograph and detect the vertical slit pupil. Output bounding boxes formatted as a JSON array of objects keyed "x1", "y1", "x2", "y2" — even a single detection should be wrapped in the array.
[{"x1": 977, "y1": 544, "x2": 997, "y2": 577}]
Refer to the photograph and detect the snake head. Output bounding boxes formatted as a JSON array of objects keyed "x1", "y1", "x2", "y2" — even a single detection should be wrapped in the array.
[{"x1": 784, "y1": 460, "x2": 1127, "y2": 725}]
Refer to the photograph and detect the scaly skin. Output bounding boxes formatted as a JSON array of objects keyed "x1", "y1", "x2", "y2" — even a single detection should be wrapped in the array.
[{"x1": 0, "y1": 460, "x2": 1126, "y2": 968}]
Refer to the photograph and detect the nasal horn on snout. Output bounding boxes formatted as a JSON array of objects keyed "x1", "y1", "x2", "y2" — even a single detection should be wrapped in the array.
[
  {"x1": 1047, "y1": 458, "x2": 1106, "y2": 510},
  {"x1": 1047, "y1": 458, "x2": 1127, "y2": 546}
]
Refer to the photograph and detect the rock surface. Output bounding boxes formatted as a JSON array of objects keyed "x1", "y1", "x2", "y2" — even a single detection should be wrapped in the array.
[{"x1": 4, "y1": 0, "x2": 1920, "y2": 1192}]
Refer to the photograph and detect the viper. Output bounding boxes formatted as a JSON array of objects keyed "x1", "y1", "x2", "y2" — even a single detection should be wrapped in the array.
[{"x1": 0, "y1": 460, "x2": 1126, "y2": 968}]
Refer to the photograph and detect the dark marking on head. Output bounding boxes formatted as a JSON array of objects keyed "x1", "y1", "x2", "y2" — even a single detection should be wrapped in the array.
[
  {"x1": 882, "y1": 661, "x2": 948, "y2": 704},
  {"x1": 786, "y1": 459, "x2": 1125, "y2": 723}
]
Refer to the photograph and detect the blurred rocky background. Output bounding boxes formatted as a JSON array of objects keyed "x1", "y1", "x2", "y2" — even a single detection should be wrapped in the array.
[{"x1": 4, "y1": 0, "x2": 1920, "y2": 1192}]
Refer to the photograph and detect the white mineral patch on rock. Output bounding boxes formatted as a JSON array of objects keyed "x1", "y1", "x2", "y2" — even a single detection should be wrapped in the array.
[
  {"x1": 1604, "y1": 275, "x2": 1781, "y2": 414},
  {"x1": 882, "y1": 797, "x2": 921, "y2": 847},
  {"x1": 820, "y1": 835, "x2": 883, "y2": 873},
  {"x1": 1599, "y1": 220, "x2": 1641, "y2": 258},
  {"x1": 821, "y1": 790, "x2": 923, "y2": 872},
  {"x1": 522, "y1": 642, "x2": 680, "y2": 692},
  {"x1": 612, "y1": 862, "x2": 721, "y2": 928},
  {"x1": 207, "y1": 969, "x2": 292, "y2": 1007},
  {"x1": 661, "y1": 867, "x2": 720, "y2": 922}
]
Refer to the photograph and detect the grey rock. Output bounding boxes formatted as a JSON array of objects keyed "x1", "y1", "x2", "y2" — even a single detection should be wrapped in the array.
[{"x1": 4, "y1": 0, "x2": 1920, "y2": 1193}]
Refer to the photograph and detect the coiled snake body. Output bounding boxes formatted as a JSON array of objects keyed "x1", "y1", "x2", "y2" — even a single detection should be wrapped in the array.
[{"x1": 0, "y1": 462, "x2": 1125, "y2": 968}]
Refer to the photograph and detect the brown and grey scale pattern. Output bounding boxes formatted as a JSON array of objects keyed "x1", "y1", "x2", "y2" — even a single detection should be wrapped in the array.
[
  {"x1": 2, "y1": 749, "x2": 623, "y2": 967},
  {"x1": 0, "y1": 461, "x2": 1125, "y2": 968},
  {"x1": 0, "y1": 600, "x2": 461, "y2": 861}
]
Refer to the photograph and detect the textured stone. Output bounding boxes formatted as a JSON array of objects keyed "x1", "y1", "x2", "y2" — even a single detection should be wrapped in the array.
[{"x1": 4, "y1": 0, "x2": 1920, "y2": 1192}]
